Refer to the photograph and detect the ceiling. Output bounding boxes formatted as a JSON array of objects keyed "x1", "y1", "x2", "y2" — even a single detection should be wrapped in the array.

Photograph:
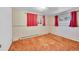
[{"x1": 13, "y1": 7, "x2": 78, "y2": 15}]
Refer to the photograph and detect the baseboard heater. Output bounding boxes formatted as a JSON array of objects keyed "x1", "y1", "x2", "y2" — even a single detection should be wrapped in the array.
[{"x1": 19, "y1": 34, "x2": 39, "y2": 40}]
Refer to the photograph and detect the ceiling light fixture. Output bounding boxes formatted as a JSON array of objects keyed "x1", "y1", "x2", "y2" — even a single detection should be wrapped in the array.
[
  {"x1": 40, "y1": 7, "x2": 46, "y2": 9},
  {"x1": 36, "y1": 7, "x2": 47, "y2": 12}
]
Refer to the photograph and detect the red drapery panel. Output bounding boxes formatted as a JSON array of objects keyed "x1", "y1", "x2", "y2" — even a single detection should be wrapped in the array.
[
  {"x1": 55, "y1": 15, "x2": 58, "y2": 26},
  {"x1": 69, "y1": 11, "x2": 77, "y2": 27},
  {"x1": 43, "y1": 16, "x2": 46, "y2": 26},
  {"x1": 27, "y1": 13, "x2": 37, "y2": 26}
]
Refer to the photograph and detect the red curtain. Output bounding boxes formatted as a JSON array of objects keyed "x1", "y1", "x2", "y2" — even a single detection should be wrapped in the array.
[
  {"x1": 55, "y1": 15, "x2": 58, "y2": 26},
  {"x1": 69, "y1": 11, "x2": 77, "y2": 27},
  {"x1": 27, "y1": 13, "x2": 37, "y2": 26},
  {"x1": 43, "y1": 16, "x2": 46, "y2": 26}
]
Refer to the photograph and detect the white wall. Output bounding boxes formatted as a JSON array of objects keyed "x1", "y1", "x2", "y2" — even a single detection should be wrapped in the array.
[
  {"x1": 77, "y1": 12, "x2": 79, "y2": 26},
  {"x1": 51, "y1": 26, "x2": 79, "y2": 41},
  {"x1": 0, "y1": 8, "x2": 12, "y2": 51},
  {"x1": 50, "y1": 12, "x2": 79, "y2": 41},
  {"x1": 12, "y1": 8, "x2": 50, "y2": 41}
]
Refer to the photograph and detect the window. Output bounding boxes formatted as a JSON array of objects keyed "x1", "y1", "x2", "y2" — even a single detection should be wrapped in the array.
[
  {"x1": 58, "y1": 13, "x2": 71, "y2": 26},
  {"x1": 27, "y1": 13, "x2": 38, "y2": 26}
]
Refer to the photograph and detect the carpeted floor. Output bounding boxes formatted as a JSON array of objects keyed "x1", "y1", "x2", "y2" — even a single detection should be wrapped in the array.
[{"x1": 9, "y1": 33, "x2": 79, "y2": 51}]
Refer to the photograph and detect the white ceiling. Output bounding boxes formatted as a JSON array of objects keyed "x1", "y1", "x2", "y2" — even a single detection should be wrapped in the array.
[{"x1": 13, "y1": 7, "x2": 78, "y2": 15}]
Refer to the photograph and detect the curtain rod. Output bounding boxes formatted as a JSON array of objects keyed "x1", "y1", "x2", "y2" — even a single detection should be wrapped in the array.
[
  {"x1": 24, "y1": 13, "x2": 44, "y2": 16},
  {"x1": 55, "y1": 10, "x2": 79, "y2": 16}
]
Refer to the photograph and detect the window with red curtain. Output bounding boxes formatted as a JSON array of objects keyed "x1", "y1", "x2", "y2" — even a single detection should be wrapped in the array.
[
  {"x1": 69, "y1": 11, "x2": 77, "y2": 27},
  {"x1": 42, "y1": 16, "x2": 46, "y2": 26},
  {"x1": 55, "y1": 15, "x2": 58, "y2": 26},
  {"x1": 27, "y1": 13, "x2": 38, "y2": 26}
]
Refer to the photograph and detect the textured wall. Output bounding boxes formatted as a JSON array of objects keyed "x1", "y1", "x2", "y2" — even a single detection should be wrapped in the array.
[
  {"x1": 12, "y1": 8, "x2": 50, "y2": 41},
  {"x1": 50, "y1": 12, "x2": 79, "y2": 41},
  {"x1": 0, "y1": 8, "x2": 12, "y2": 50}
]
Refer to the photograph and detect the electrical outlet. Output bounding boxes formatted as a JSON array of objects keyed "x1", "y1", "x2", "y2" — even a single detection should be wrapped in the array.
[{"x1": 0, "y1": 44, "x2": 1, "y2": 48}]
